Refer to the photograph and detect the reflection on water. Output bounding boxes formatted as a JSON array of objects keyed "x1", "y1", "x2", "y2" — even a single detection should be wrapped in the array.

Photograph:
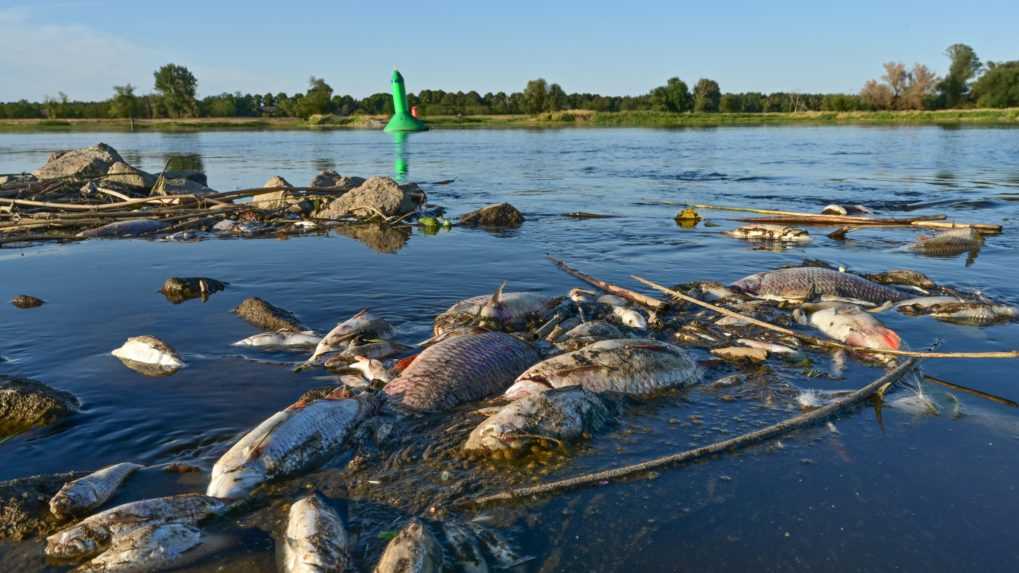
[
  {"x1": 163, "y1": 152, "x2": 205, "y2": 174},
  {"x1": 331, "y1": 222, "x2": 411, "y2": 254},
  {"x1": 391, "y1": 131, "x2": 410, "y2": 182}
]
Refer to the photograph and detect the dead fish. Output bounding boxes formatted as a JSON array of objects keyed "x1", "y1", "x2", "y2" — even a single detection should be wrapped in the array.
[
  {"x1": 555, "y1": 320, "x2": 624, "y2": 351},
  {"x1": 928, "y1": 302, "x2": 1018, "y2": 325},
  {"x1": 45, "y1": 493, "x2": 224, "y2": 561},
  {"x1": 79, "y1": 219, "x2": 167, "y2": 238},
  {"x1": 11, "y1": 294, "x2": 45, "y2": 309},
  {"x1": 464, "y1": 387, "x2": 610, "y2": 454},
  {"x1": 890, "y1": 296, "x2": 965, "y2": 315},
  {"x1": 506, "y1": 339, "x2": 700, "y2": 399},
  {"x1": 610, "y1": 306, "x2": 647, "y2": 330},
  {"x1": 232, "y1": 331, "x2": 321, "y2": 349},
  {"x1": 568, "y1": 288, "x2": 598, "y2": 303},
  {"x1": 865, "y1": 269, "x2": 936, "y2": 290},
  {"x1": 75, "y1": 523, "x2": 203, "y2": 573},
  {"x1": 725, "y1": 224, "x2": 810, "y2": 242},
  {"x1": 283, "y1": 493, "x2": 352, "y2": 573},
  {"x1": 111, "y1": 336, "x2": 184, "y2": 370},
  {"x1": 346, "y1": 357, "x2": 393, "y2": 382},
  {"x1": 596, "y1": 294, "x2": 630, "y2": 307},
  {"x1": 731, "y1": 267, "x2": 909, "y2": 304},
  {"x1": 212, "y1": 219, "x2": 263, "y2": 235},
  {"x1": 806, "y1": 304, "x2": 902, "y2": 350},
  {"x1": 339, "y1": 338, "x2": 408, "y2": 361},
  {"x1": 910, "y1": 228, "x2": 984, "y2": 257},
  {"x1": 373, "y1": 519, "x2": 443, "y2": 573},
  {"x1": 308, "y1": 310, "x2": 394, "y2": 364},
  {"x1": 821, "y1": 204, "x2": 871, "y2": 216},
  {"x1": 441, "y1": 522, "x2": 489, "y2": 573},
  {"x1": 49, "y1": 462, "x2": 143, "y2": 520},
  {"x1": 384, "y1": 332, "x2": 540, "y2": 412},
  {"x1": 696, "y1": 282, "x2": 740, "y2": 301},
  {"x1": 736, "y1": 338, "x2": 801, "y2": 357},
  {"x1": 479, "y1": 283, "x2": 556, "y2": 331},
  {"x1": 207, "y1": 392, "x2": 375, "y2": 498}
]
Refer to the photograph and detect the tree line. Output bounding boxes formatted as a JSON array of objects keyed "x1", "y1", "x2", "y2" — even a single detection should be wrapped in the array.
[{"x1": 2, "y1": 43, "x2": 1015, "y2": 120}]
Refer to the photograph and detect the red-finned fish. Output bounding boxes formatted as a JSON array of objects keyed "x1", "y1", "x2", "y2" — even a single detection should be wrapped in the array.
[{"x1": 807, "y1": 304, "x2": 902, "y2": 350}]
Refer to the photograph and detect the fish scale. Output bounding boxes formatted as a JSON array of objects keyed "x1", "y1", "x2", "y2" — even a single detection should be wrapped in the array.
[
  {"x1": 384, "y1": 332, "x2": 540, "y2": 412},
  {"x1": 732, "y1": 267, "x2": 909, "y2": 303}
]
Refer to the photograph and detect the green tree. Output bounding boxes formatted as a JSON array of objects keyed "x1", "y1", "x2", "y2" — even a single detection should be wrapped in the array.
[
  {"x1": 693, "y1": 79, "x2": 721, "y2": 112},
  {"x1": 153, "y1": 64, "x2": 198, "y2": 118},
  {"x1": 939, "y1": 44, "x2": 981, "y2": 108},
  {"x1": 545, "y1": 83, "x2": 566, "y2": 111},
  {"x1": 109, "y1": 84, "x2": 142, "y2": 126},
  {"x1": 523, "y1": 79, "x2": 548, "y2": 114},
  {"x1": 664, "y1": 77, "x2": 691, "y2": 112},
  {"x1": 719, "y1": 93, "x2": 742, "y2": 113},
  {"x1": 971, "y1": 61, "x2": 1019, "y2": 108},
  {"x1": 297, "y1": 76, "x2": 334, "y2": 118}
]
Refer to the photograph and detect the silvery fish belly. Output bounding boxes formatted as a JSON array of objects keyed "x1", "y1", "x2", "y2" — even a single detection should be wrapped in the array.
[
  {"x1": 76, "y1": 523, "x2": 202, "y2": 573},
  {"x1": 79, "y1": 219, "x2": 166, "y2": 238},
  {"x1": 555, "y1": 320, "x2": 623, "y2": 351},
  {"x1": 808, "y1": 304, "x2": 902, "y2": 350},
  {"x1": 373, "y1": 519, "x2": 442, "y2": 573},
  {"x1": 283, "y1": 494, "x2": 352, "y2": 573},
  {"x1": 45, "y1": 493, "x2": 224, "y2": 561},
  {"x1": 232, "y1": 331, "x2": 321, "y2": 348},
  {"x1": 206, "y1": 394, "x2": 371, "y2": 499},
  {"x1": 464, "y1": 387, "x2": 610, "y2": 453},
  {"x1": 49, "y1": 462, "x2": 143, "y2": 519},
  {"x1": 384, "y1": 332, "x2": 540, "y2": 413},
  {"x1": 506, "y1": 339, "x2": 700, "y2": 399},
  {"x1": 730, "y1": 267, "x2": 909, "y2": 304},
  {"x1": 309, "y1": 310, "x2": 394, "y2": 363},
  {"x1": 725, "y1": 224, "x2": 810, "y2": 242},
  {"x1": 111, "y1": 336, "x2": 184, "y2": 369}
]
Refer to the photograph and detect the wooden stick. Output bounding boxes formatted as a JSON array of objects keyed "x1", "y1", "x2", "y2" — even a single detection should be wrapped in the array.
[
  {"x1": 632, "y1": 275, "x2": 1019, "y2": 360},
  {"x1": 547, "y1": 257, "x2": 668, "y2": 312},
  {"x1": 0, "y1": 195, "x2": 201, "y2": 211},
  {"x1": 463, "y1": 358, "x2": 918, "y2": 507},
  {"x1": 695, "y1": 203, "x2": 1002, "y2": 233},
  {"x1": 923, "y1": 374, "x2": 1018, "y2": 408}
]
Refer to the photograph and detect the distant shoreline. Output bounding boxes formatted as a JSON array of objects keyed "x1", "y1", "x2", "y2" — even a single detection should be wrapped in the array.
[{"x1": 2, "y1": 108, "x2": 1017, "y2": 132}]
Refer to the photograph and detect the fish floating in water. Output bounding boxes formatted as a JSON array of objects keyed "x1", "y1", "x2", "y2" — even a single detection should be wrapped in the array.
[
  {"x1": 307, "y1": 310, "x2": 394, "y2": 364},
  {"x1": 725, "y1": 224, "x2": 810, "y2": 242},
  {"x1": 434, "y1": 289, "x2": 553, "y2": 335},
  {"x1": 45, "y1": 493, "x2": 225, "y2": 561},
  {"x1": 865, "y1": 269, "x2": 936, "y2": 291},
  {"x1": 384, "y1": 332, "x2": 540, "y2": 412},
  {"x1": 910, "y1": 228, "x2": 984, "y2": 258},
  {"x1": 505, "y1": 339, "x2": 700, "y2": 400},
  {"x1": 78, "y1": 219, "x2": 167, "y2": 238},
  {"x1": 283, "y1": 493, "x2": 352, "y2": 573},
  {"x1": 821, "y1": 203, "x2": 872, "y2": 216},
  {"x1": 928, "y1": 302, "x2": 1018, "y2": 326},
  {"x1": 731, "y1": 267, "x2": 909, "y2": 304},
  {"x1": 206, "y1": 391, "x2": 376, "y2": 498},
  {"x1": 465, "y1": 387, "x2": 610, "y2": 455},
  {"x1": 232, "y1": 330, "x2": 321, "y2": 349},
  {"x1": 805, "y1": 303, "x2": 902, "y2": 350},
  {"x1": 374, "y1": 518, "x2": 525, "y2": 573},
  {"x1": 49, "y1": 462, "x2": 143, "y2": 520},
  {"x1": 111, "y1": 336, "x2": 184, "y2": 372}
]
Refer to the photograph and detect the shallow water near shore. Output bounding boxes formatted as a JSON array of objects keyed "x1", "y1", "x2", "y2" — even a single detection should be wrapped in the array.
[{"x1": 2, "y1": 126, "x2": 1019, "y2": 571}]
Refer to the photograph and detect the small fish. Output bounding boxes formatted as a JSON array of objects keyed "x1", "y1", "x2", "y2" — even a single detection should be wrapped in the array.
[
  {"x1": 910, "y1": 228, "x2": 984, "y2": 258},
  {"x1": 464, "y1": 387, "x2": 610, "y2": 454},
  {"x1": 207, "y1": 392, "x2": 375, "y2": 499},
  {"x1": 889, "y1": 296, "x2": 965, "y2": 315},
  {"x1": 807, "y1": 304, "x2": 902, "y2": 350},
  {"x1": 610, "y1": 306, "x2": 647, "y2": 330},
  {"x1": 506, "y1": 339, "x2": 700, "y2": 399},
  {"x1": 76, "y1": 523, "x2": 203, "y2": 573},
  {"x1": 596, "y1": 294, "x2": 630, "y2": 307},
  {"x1": 568, "y1": 288, "x2": 598, "y2": 303},
  {"x1": 346, "y1": 357, "x2": 393, "y2": 383},
  {"x1": 725, "y1": 224, "x2": 810, "y2": 242},
  {"x1": 340, "y1": 339, "x2": 408, "y2": 361},
  {"x1": 384, "y1": 332, "x2": 540, "y2": 412},
  {"x1": 555, "y1": 320, "x2": 624, "y2": 351},
  {"x1": 111, "y1": 336, "x2": 184, "y2": 370},
  {"x1": 308, "y1": 310, "x2": 393, "y2": 364},
  {"x1": 373, "y1": 519, "x2": 443, "y2": 573},
  {"x1": 736, "y1": 338, "x2": 800, "y2": 356},
  {"x1": 232, "y1": 331, "x2": 321, "y2": 348},
  {"x1": 928, "y1": 302, "x2": 1018, "y2": 326},
  {"x1": 45, "y1": 493, "x2": 224, "y2": 561},
  {"x1": 821, "y1": 204, "x2": 871, "y2": 216},
  {"x1": 283, "y1": 494, "x2": 352, "y2": 573},
  {"x1": 865, "y1": 269, "x2": 936, "y2": 290},
  {"x1": 49, "y1": 462, "x2": 143, "y2": 520},
  {"x1": 731, "y1": 267, "x2": 909, "y2": 304},
  {"x1": 212, "y1": 219, "x2": 262, "y2": 235},
  {"x1": 79, "y1": 219, "x2": 167, "y2": 238},
  {"x1": 696, "y1": 282, "x2": 739, "y2": 301},
  {"x1": 479, "y1": 283, "x2": 556, "y2": 331}
]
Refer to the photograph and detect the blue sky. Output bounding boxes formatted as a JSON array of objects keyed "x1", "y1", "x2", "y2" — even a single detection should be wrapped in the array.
[{"x1": 1, "y1": 1, "x2": 1015, "y2": 101}]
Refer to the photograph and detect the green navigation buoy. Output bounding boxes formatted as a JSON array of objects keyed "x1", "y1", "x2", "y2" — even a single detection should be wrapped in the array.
[{"x1": 384, "y1": 69, "x2": 428, "y2": 132}]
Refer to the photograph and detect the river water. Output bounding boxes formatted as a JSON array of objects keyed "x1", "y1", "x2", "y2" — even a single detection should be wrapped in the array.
[{"x1": 2, "y1": 127, "x2": 1019, "y2": 571}]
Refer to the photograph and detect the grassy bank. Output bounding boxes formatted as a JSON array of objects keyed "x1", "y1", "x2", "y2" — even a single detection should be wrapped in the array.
[{"x1": 2, "y1": 108, "x2": 1017, "y2": 132}]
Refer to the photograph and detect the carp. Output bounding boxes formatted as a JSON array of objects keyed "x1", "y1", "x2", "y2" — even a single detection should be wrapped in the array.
[
  {"x1": 910, "y1": 228, "x2": 984, "y2": 258},
  {"x1": 49, "y1": 462, "x2": 143, "y2": 520},
  {"x1": 283, "y1": 493, "x2": 352, "y2": 573},
  {"x1": 434, "y1": 289, "x2": 553, "y2": 335},
  {"x1": 928, "y1": 302, "x2": 1018, "y2": 325},
  {"x1": 731, "y1": 267, "x2": 909, "y2": 304}
]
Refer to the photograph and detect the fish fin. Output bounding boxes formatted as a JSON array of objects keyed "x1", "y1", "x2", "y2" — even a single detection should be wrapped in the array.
[
  {"x1": 878, "y1": 327, "x2": 902, "y2": 350},
  {"x1": 490, "y1": 281, "x2": 507, "y2": 305},
  {"x1": 393, "y1": 354, "x2": 418, "y2": 373}
]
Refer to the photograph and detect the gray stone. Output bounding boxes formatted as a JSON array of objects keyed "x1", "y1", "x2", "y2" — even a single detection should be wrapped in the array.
[
  {"x1": 151, "y1": 176, "x2": 216, "y2": 197},
  {"x1": 0, "y1": 376, "x2": 79, "y2": 438},
  {"x1": 104, "y1": 161, "x2": 157, "y2": 190},
  {"x1": 233, "y1": 297, "x2": 305, "y2": 332},
  {"x1": 32, "y1": 143, "x2": 124, "y2": 181},
  {"x1": 317, "y1": 176, "x2": 424, "y2": 220},
  {"x1": 459, "y1": 202, "x2": 525, "y2": 228},
  {"x1": 251, "y1": 175, "x2": 293, "y2": 209},
  {"x1": 309, "y1": 170, "x2": 364, "y2": 190}
]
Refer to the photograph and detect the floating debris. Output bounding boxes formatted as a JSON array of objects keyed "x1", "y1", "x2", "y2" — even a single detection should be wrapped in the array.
[
  {"x1": 111, "y1": 336, "x2": 185, "y2": 373},
  {"x1": 725, "y1": 224, "x2": 810, "y2": 242},
  {"x1": 11, "y1": 294, "x2": 45, "y2": 309}
]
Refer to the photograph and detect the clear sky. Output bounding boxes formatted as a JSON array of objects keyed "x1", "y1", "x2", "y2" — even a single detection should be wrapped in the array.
[{"x1": 0, "y1": 0, "x2": 1015, "y2": 102}]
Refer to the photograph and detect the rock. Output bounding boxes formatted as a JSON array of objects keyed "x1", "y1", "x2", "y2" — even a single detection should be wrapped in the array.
[
  {"x1": 160, "y1": 277, "x2": 226, "y2": 304},
  {"x1": 11, "y1": 295, "x2": 45, "y2": 309},
  {"x1": 710, "y1": 347, "x2": 768, "y2": 363},
  {"x1": 0, "y1": 376, "x2": 79, "y2": 438},
  {"x1": 251, "y1": 175, "x2": 293, "y2": 210},
  {"x1": 163, "y1": 170, "x2": 207, "y2": 186},
  {"x1": 31, "y1": 143, "x2": 124, "y2": 181},
  {"x1": 309, "y1": 170, "x2": 364, "y2": 190},
  {"x1": 317, "y1": 176, "x2": 424, "y2": 220},
  {"x1": 151, "y1": 177, "x2": 216, "y2": 197},
  {"x1": 459, "y1": 202, "x2": 525, "y2": 228},
  {"x1": 103, "y1": 161, "x2": 157, "y2": 190},
  {"x1": 233, "y1": 297, "x2": 304, "y2": 332},
  {"x1": 0, "y1": 471, "x2": 87, "y2": 541}
]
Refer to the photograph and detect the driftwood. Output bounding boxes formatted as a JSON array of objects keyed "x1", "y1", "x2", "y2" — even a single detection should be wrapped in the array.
[
  {"x1": 464, "y1": 358, "x2": 918, "y2": 507},
  {"x1": 547, "y1": 256, "x2": 668, "y2": 312}
]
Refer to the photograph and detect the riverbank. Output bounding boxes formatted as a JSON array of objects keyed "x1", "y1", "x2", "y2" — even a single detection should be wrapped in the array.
[{"x1": 2, "y1": 107, "x2": 1018, "y2": 132}]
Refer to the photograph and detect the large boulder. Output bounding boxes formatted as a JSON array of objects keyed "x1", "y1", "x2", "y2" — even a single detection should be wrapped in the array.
[
  {"x1": 0, "y1": 471, "x2": 87, "y2": 540},
  {"x1": 251, "y1": 175, "x2": 293, "y2": 210},
  {"x1": 0, "y1": 376, "x2": 79, "y2": 438},
  {"x1": 151, "y1": 176, "x2": 216, "y2": 197},
  {"x1": 309, "y1": 170, "x2": 364, "y2": 190},
  {"x1": 233, "y1": 297, "x2": 305, "y2": 332},
  {"x1": 103, "y1": 161, "x2": 157, "y2": 190},
  {"x1": 32, "y1": 143, "x2": 124, "y2": 181},
  {"x1": 317, "y1": 176, "x2": 424, "y2": 220},
  {"x1": 459, "y1": 202, "x2": 525, "y2": 228}
]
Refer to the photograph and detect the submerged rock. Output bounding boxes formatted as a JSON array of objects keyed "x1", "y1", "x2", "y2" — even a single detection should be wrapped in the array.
[
  {"x1": 32, "y1": 143, "x2": 124, "y2": 181},
  {"x1": 317, "y1": 176, "x2": 424, "y2": 220},
  {"x1": 11, "y1": 295, "x2": 45, "y2": 309},
  {"x1": 309, "y1": 170, "x2": 364, "y2": 190},
  {"x1": 151, "y1": 176, "x2": 216, "y2": 197},
  {"x1": 233, "y1": 297, "x2": 305, "y2": 332},
  {"x1": 160, "y1": 277, "x2": 226, "y2": 303},
  {"x1": 0, "y1": 471, "x2": 86, "y2": 541},
  {"x1": 0, "y1": 376, "x2": 79, "y2": 438},
  {"x1": 459, "y1": 202, "x2": 525, "y2": 228},
  {"x1": 104, "y1": 161, "x2": 156, "y2": 190}
]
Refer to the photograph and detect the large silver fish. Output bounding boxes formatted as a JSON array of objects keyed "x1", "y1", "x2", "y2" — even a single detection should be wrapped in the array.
[
  {"x1": 207, "y1": 392, "x2": 375, "y2": 499},
  {"x1": 308, "y1": 310, "x2": 394, "y2": 364},
  {"x1": 505, "y1": 339, "x2": 699, "y2": 400},
  {"x1": 45, "y1": 493, "x2": 224, "y2": 561},
  {"x1": 75, "y1": 522, "x2": 203, "y2": 573},
  {"x1": 910, "y1": 228, "x2": 984, "y2": 258},
  {"x1": 434, "y1": 289, "x2": 553, "y2": 335},
  {"x1": 806, "y1": 304, "x2": 902, "y2": 350},
  {"x1": 465, "y1": 387, "x2": 610, "y2": 454},
  {"x1": 384, "y1": 332, "x2": 540, "y2": 412},
  {"x1": 283, "y1": 494, "x2": 352, "y2": 573},
  {"x1": 49, "y1": 462, "x2": 143, "y2": 520},
  {"x1": 78, "y1": 219, "x2": 167, "y2": 238},
  {"x1": 731, "y1": 267, "x2": 909, "y2": 304},
  {"x1": 373, "y1": 519, "x2": 442, "y2": 573}
]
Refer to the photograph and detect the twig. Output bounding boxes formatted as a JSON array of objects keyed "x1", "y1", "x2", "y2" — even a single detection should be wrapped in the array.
[
  {"x1": 923, "y1": 374, "x2": 1018, "y2": 408},
  {"x1": 694, "y1": 203, "x2": 1002, "y2": 234},
  {"x1": 463, "y1": 359, "x2": 918, "y2": 507},
  {"x1": 632, "y1": 275, "x2": 1019, "y2": 360},
  {"x1": 547, "y1": 256, "x2": 668, "y2": 312}
]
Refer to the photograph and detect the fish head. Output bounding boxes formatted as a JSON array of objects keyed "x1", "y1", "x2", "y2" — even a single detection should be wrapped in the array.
[
  {"x1": 504, "y1": 379, "x2": 551, "y2": 400},
  {"x1": 730, "y1": 272, "x2": 764, "y2": 295},
  {"x1": 619, "y1": 309, "x2": 648, "y2": 330},
  {"x1": 46, "y1": 526, "x2": 105, "y2": 561},
  {"x1": 845, "y1": 326, "x2": 901, "y2": 351},
  {"x1": 478, "y1": 282, "x2": 511, "y2": 330},
  {"x1": 206, "y1": 467, "x2": 263, "y2": 499}
]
